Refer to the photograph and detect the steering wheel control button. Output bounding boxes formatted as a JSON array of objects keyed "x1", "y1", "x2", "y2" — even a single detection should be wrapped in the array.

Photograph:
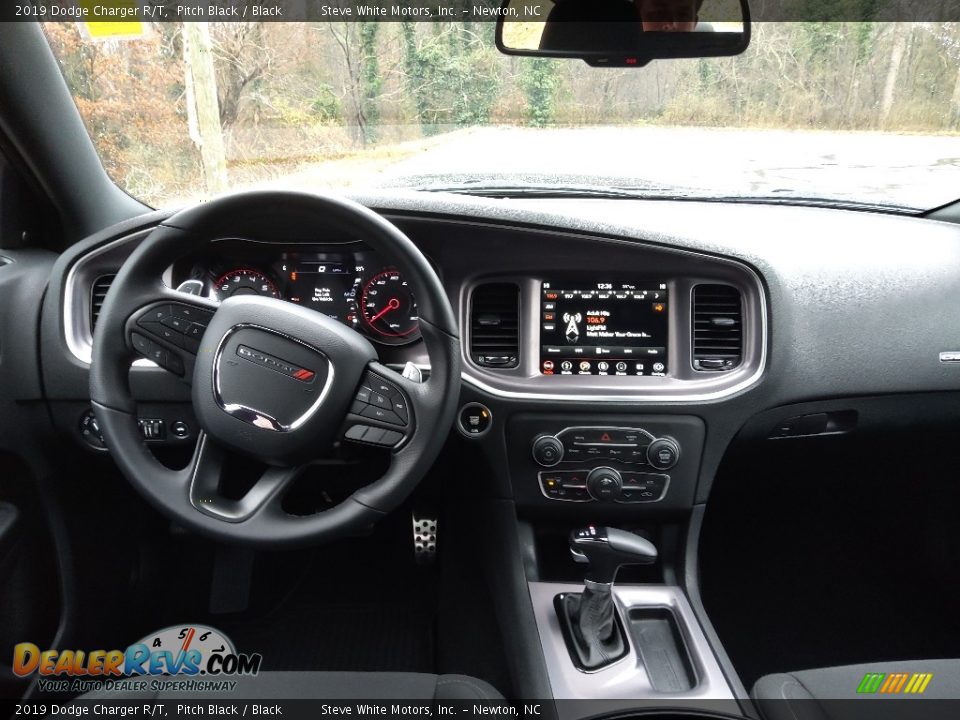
[
  {"x1": 350, "y1": 373, "x2": 410, "y2": 428},
  {"x1": 532, "y1": 435, "x2": 564, "y2": 466},
  {"x1": 586, "y1": 467, "x2": 623, "y2": 501},
  {"x1": 457, "y1": 403, "x2": 492, "y2": 438},
  {"x1": 134, "y1": 302, "x2": 214, "y2": 360},
  {"x1": 345, "y1": 424, "x2": 403, "y2": 447},
  {"x1": 131, "y1": 332, "x2": 152, "y2": 355},
  {"x1": 646, "y1": 437, "x2": 681, "y2": 470},
  {"x1": 160, "y1": 315, "x2": 190, "y2": 333},
  {"x1": 360, "y1": 405, "x2": 403, "y2": 424},
  {"x1": 130, "y1": 332, "x2": 183, "y2": 374}
]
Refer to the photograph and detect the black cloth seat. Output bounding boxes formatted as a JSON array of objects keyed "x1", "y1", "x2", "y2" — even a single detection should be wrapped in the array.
[
  {"x1": 753, "y1": 659, "x2": 960, "y2": 720},
  {"x1": 74, "y1": 671, "x2": 503, "y2": 701}
]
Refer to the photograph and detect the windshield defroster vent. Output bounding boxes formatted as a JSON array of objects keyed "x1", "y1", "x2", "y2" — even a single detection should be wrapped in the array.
[
  {"x1": 692, "y1": 284, "x2": 742, "y2": 372},
  {"x1": 90, "y1": 274, "x2": 116, "y2": 333},
  {"x1": 470, "y1": 283, "x2": 520, "y2": 369}
]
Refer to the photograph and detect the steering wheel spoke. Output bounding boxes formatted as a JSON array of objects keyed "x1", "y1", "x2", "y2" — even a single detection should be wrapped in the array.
[
  {"x1": 126, "y1": 293, "x2": 219, "y2": 381},
  {"x1": 341, "y1": 362, "x2": 419, "y2": 450},
  {"x1": 186, "y1": 432, "x2": 302, "y2": 523}
]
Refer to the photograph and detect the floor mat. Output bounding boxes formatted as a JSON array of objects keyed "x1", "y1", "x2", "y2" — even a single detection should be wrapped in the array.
[{"x1": 221, "y1": 601, "x2": 435, "y2": 672}]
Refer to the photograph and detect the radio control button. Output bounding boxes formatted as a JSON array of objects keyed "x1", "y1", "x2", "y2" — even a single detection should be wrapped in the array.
[{"x1": 532, "y1": 435, "x2": 564, "y2": 466}]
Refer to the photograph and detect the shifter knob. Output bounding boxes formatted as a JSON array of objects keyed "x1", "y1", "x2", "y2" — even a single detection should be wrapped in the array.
[{"x1": 570, "y1": 525, "x2": 658, "y2": 584}]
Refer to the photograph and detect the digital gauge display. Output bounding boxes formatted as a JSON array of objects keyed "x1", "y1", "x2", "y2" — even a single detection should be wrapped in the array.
[{"x1": 281, "y1": 258, "x2": 360, "y2": 328}]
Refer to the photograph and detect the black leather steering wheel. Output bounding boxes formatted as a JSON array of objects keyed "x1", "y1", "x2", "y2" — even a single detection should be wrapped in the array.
[{"x1": 89, "y1": 192, "x2": 461, "y2": 547}]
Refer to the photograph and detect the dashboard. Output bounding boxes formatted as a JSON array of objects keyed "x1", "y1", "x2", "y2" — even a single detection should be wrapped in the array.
[
  {"x1": 34, "y1": 190, "x2": 960, "y2": 517},
  {"x1": 170, "y1": 240, "x2": 421, "y2": 346}
]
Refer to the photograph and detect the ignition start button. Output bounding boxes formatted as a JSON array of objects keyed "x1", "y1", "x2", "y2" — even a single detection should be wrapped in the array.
[{"x1": 457, "y1": 403, "x2": 492, "y2": 438}]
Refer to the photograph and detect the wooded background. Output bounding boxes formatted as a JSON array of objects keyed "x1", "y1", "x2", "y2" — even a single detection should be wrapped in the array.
[{"x1": 45, "y1": 21, "x2": 960, "y2": 205}]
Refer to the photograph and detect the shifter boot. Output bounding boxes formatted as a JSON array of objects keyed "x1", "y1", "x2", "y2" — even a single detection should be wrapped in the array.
[{"x1": 555, "y1": 584, "x2": 627, "y2": 670}]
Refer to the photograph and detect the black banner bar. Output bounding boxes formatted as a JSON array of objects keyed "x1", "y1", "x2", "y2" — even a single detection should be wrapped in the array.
[{"x1": 3, "y1": 0, "x2": 960, "y2": 23}]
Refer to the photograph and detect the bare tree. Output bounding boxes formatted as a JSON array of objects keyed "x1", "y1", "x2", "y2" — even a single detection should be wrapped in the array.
[
  {"x1": 880, "y1": 23, "x2": 910, "y2": 127},
  {"x1": 182, "y1": 22, "x2": 228, "y2": 193},
  {"x1": 210, "y1": 22, "x2": 273, "y2": 127}
]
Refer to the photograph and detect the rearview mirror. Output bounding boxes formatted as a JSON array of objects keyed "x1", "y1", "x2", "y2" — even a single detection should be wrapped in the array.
[{"x1": 495, "y1": 0, "x2": 750, "y2": 67}]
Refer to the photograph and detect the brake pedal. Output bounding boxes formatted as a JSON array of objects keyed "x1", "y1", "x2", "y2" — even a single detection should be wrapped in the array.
[{"x1": 412, "y1": 513, "x2": 438, "y2": 564}]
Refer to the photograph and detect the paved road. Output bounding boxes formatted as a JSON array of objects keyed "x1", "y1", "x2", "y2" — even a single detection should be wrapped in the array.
[{"x1": 273, "y1": 125, "x2": 960, "y2": 210}]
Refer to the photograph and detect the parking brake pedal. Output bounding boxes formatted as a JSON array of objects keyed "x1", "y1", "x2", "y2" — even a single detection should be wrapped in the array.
[{"x1": 412, "y1": 513, "x2": 438, "y2": 564}]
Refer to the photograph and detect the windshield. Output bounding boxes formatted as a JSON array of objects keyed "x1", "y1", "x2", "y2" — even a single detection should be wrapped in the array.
[{"x1": 43, "y1": 21, "x2": 960, "y2": 211}]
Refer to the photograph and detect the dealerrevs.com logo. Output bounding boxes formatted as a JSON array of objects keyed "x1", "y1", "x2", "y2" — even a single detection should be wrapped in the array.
[{"x1": 13, "y1": 625, "x2": 262, "y2": 694}]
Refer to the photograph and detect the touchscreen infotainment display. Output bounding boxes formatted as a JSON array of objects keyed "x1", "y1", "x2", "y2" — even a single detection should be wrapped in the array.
[{"x1": 540, "y1": 280, "x2": 668, "y2": 377}]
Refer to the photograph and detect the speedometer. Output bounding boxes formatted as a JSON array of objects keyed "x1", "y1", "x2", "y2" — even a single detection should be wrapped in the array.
[
  {"x1": 360, "y1": 270, "x2": 419, "y2": 341},
  {"x1": 215, "y1": 268, "x2": 280, "y2": 301}
]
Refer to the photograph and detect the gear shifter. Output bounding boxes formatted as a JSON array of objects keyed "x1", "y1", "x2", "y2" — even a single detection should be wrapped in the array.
[{"x1": 556, "y1": 526, "x2": 658, "y2": 670}]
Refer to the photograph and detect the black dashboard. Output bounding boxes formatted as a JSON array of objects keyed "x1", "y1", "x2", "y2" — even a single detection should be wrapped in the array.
[{"x1": 22, "y1": 191, "x2": 960, "y2": 517}]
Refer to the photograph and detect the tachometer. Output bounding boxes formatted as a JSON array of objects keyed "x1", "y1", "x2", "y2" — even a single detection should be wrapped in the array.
[
  {"x1": 360, "y1": 270, "x2": 419, "y2": 340},
  {"x1": 215, "y1": 268, "x2": 280, "y2": 301}
]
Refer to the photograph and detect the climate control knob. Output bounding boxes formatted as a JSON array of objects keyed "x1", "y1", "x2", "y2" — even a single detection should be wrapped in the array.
[
  {"x1": 532, "y1": 435, "x2": 564, "y2": 467},
  {"x1": 586, "y1": 467, "x2": 623, "y2": 502},
  {"x1": 647, "y1": 437, "x2": 681, "y2": 470}
]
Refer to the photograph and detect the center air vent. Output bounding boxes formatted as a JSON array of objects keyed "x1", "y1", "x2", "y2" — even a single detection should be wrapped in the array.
[
  {"x1": 470, "y1": 283, "x2": 520, "y2": 369},
  {"x1": 90, "y1": 274, "x2": 116, "y2": 332},
  {"x1": 692, "y1": 284, "x2": 742, "y2": 371}
]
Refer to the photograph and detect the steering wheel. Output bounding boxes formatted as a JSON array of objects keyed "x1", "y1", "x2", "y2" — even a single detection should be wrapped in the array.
[{"x1": 89, "y1": 192, "x2": 461, "y2": 547}]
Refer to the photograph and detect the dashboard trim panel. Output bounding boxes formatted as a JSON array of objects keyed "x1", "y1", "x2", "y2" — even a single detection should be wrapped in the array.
[
  {"x1": 459, "y1": 264, "x2": 767, "y2": 404},
  {"x1": 63, "y1": 227, "x2": 156, "y2": 367},
  {"x1": 63, "y1": 220, "x2": 768, "y2": 404}
]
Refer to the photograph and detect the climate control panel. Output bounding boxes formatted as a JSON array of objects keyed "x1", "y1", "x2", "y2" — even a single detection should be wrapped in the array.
[
  {"x1": 506, "y1": 414, "x2": 704, "y2": 511},
  {"x1": 532, "y1": 427, "x2": 680, "y2": 471},
  {"x1": 539, "y1": 468, "x2": 669, "y2": 503},
  {"x1": 530, "y1": 426, "x2": 681, "y2": 503}
]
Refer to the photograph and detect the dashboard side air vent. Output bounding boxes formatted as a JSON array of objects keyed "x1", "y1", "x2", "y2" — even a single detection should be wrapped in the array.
[
  {"x1": 90, "y1": 274, "x2": 116, "y2": 332},
  {"x1": 470, "y1": 283, "x2": 520, "y2": 369},
  {"x1": 692, "y1": 284, "x2": 742, "y2": 371}
]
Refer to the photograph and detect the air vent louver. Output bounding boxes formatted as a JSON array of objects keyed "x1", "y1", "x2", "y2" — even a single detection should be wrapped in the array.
[
  {"x1": 692, "y1": 284, "x2": 742, "y2": 371},
  {"x1": 90, "y1": 274, "x2": 116, "y2": 332},
  {"x1": 470, "y1": 283, "x2": 520, "y2": 369}
]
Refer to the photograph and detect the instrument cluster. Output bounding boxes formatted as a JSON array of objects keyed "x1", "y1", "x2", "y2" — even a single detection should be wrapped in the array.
[{"x1": 172, "y1": 242, "x2": 420, "y2": 346}]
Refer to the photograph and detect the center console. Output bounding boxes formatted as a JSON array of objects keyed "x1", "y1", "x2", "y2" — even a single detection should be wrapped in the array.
[
  {"x1": 504, "y1": 417, "x2": 730, "y2": 711},
  {"x1": 451, "y1": 237, "x2": 765, "y2": 712}
]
